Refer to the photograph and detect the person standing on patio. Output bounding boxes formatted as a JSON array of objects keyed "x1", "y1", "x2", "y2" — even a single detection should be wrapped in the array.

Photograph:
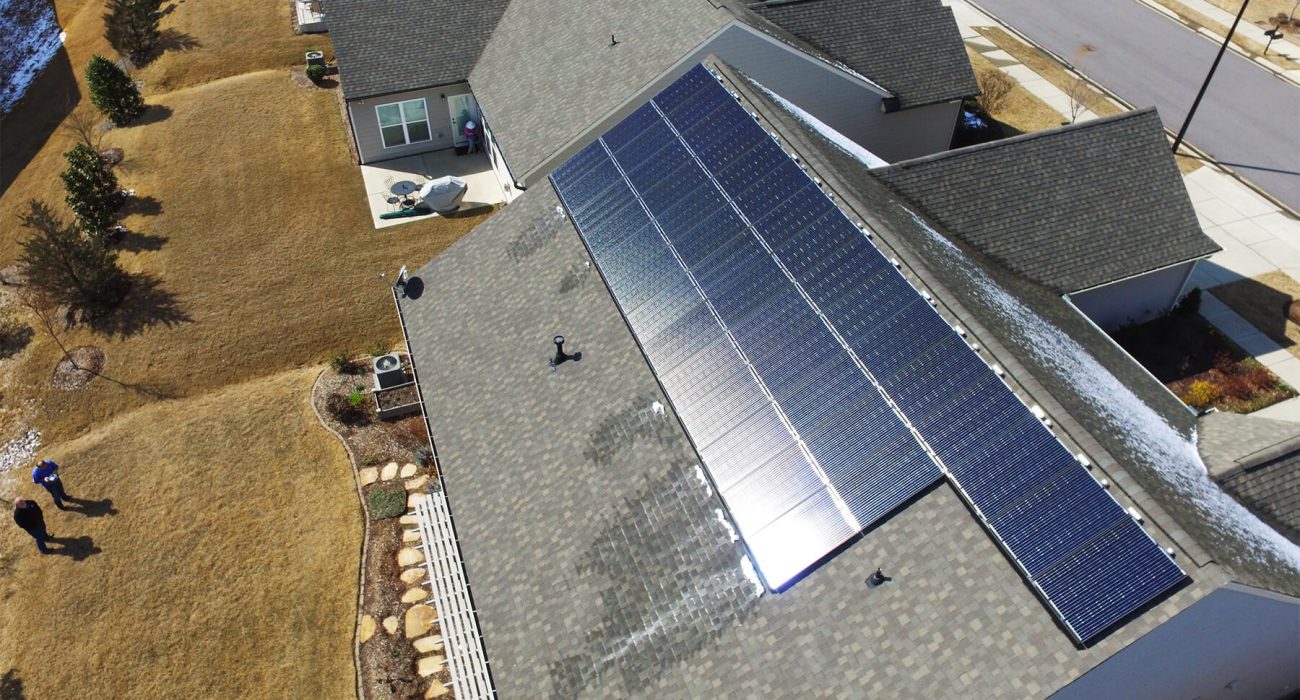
[
  {"x1": 32, "y1": 459, "x2": 72, "y2": 509},
  {"x1": 13, "y1": 499, "x2": 51, "y2": 554},
  {"x1": 464, "y1": 120, "x2": 479, "y2": 154}
]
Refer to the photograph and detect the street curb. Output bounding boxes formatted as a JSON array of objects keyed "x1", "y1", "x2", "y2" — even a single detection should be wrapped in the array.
[
  {"x1": 965, "y1": 0, "x2": 1300, "y2": 220},
  {"x1": 1128, "y1": 0, "x2": 1300, "y2": 89}
]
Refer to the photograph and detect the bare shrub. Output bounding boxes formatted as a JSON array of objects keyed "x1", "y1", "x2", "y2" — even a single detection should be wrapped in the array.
[{"x1": 976, "y1": 67, "x2": 1015, "y2": 115}]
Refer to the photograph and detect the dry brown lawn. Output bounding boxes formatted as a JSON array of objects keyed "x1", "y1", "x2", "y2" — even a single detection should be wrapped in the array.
[
  {"x1": 0, "y1": 367, "x2": 360, "y2": 698},
  {"x1": 0, "y1": 0, "x2": 494, "y2": 694},
  {"x1": 965, "y1": 48, "x2": 1063, "y2": 134},
  {"x1": 1212, "y1": 271, "x2": 1300, "y2": 360}
]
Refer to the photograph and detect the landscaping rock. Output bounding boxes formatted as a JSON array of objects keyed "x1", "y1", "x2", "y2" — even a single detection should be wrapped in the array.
[
  {"x1": 402, "y1": 587, "x2": 428, "y2": 603},
  {"x1": 403, "y1": 529, "x2": 420, "y2": 543},
  {"x1": 417, "y1": 654, "x2": 444, "y2": 677},
  {"x1": 406, "y1": 492, "x2": 426, "y2": 510},
  {"x1": 381, "y1": 462, "x2": 399, "y2": 480},
  {"x1": 405, "y1": 604, "x2": 436, "y2": 638},
  {"x1": 358, "y1": 467, "x2": 379, "y2": 486},
  {"x1": 405, "y1": 475, "x2": 429, "y2": 491},
  {"x1": 399, "y1": 514, "x2": 419, "y2": 526},
  {"x1": 358, "y1": 615, "x2": 376, "y2": 643},
  {"x1": 397, "y1": 547, "x2": 425, "y2": 567},
  {"x1": 401, "y1": 568, "x2": 426, "y2": 584},
  {"x1": 413, "y1": 636, "x2": 442, "y2": 654},
  {"x1": 425, "y1": 679, "x2": 448, "y2": 698},
  {"x1": 382, "y1": 616, "x2": 399, "y2": 636},
  {"x1": 400, "y1": 463, "x2": 418, "y2": 478}
]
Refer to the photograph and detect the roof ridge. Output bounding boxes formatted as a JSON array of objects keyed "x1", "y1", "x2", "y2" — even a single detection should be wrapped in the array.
[{"x1": 877, "y1": 108, "x2": 1160, "y2": 173}]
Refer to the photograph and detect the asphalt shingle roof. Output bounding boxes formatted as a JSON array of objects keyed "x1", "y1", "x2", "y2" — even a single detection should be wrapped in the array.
[
  {"x1": 396, "y1": 178, "x2": 1220, "y2": 700},
  {"x1": 872, "y1": 110, "x2": 1221, "y2": 293},
  {"x1": 749, "y1": 0, "x2": 978, "y2": 108},
  {"x1": 328, "y1": 0, "x2": 510, "y2": 100},
  {"x1": 1199, "y1": 412, "x2": 1300, "y2": 543}
]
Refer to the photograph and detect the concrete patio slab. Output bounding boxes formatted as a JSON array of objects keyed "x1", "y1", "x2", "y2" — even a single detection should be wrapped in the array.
[{"x1": 360, "y1": 148, "x2": 506, "y2": 230}]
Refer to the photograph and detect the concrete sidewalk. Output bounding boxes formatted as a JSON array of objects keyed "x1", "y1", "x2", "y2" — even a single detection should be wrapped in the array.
[{"x1": 1138, "y1": 0, "x2": 1300, "y2": 85}]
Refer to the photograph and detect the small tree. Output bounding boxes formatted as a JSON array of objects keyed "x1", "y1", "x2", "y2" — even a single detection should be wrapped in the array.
[
  {"x1": 16, "y1": 200, "x2": 129, "y2": 318},
  {"x1": 103, "y1": 0, "x2": 162, "y2": 62},
  {"x1": 86, "y1": 55, "x2": 144, "y2": 125},
  {"x1": 62, "y1": 104, "x2": 107, "y2": 153},
  {"x1": 61, "y1": 143, "x2": 121, "y2": 245}
]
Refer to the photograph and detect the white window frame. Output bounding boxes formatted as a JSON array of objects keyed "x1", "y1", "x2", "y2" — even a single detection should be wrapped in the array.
[{"x1": 375, "y1": 98, "x2": 432, "y2": 149}]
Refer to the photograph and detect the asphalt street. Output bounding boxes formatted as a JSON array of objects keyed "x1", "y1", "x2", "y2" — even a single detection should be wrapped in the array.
[{"x1": 971, "y1": 0, "x2": 1300, "y2": 213}]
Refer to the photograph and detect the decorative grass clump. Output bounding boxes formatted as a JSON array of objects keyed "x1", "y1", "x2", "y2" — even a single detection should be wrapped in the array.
[{"x1": 368, "y1": 487, "x2": 407, "y2": 520}]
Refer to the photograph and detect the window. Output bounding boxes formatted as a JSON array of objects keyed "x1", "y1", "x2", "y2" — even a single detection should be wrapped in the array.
[{"x1": 376, "y1": 99, "x2": 431, "y2": 148}]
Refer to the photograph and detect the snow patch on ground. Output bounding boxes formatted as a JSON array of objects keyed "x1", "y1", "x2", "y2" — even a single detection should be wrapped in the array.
[
  {"x1": 753, "y1": 82, "x2": 889, "y2": 169},
  {"x1": 902, "y1": 207, "x2": 1300, "y2": 575},
  {"x1": 1, "y1": 0, "x2": 65, "y2": 114},
  {"x1": 0, "y1": 428, "x2": 40, "y2": 473}
]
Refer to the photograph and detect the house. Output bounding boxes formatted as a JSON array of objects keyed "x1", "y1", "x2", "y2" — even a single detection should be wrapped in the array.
[
  {"x1": 391, "y1": 59, "x2": 1300, "y2": 698},
  {"x1": 872, "y1": 111, "x2": 1222, "y2": 331},
  {"x1": 328, "y1": 0, "x2": 978, "y2": 201},
  {"x1": 1199, "y1": 410, "x2": 1300, "y2": 544}
]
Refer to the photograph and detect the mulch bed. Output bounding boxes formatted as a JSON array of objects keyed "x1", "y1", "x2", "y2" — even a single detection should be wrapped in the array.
[
  {"x1": 51, "y1": 345, "x2": 105, "y2": 390},
  {"x1": 376, "y1": 383, "x2": 419, "y2": 412},
  {"x1": 1112, "y1": 310, "x2": 1295, "y2": 413},
  {"x1": 312, "y1": 363, "x2": 451, "y2": 700}
]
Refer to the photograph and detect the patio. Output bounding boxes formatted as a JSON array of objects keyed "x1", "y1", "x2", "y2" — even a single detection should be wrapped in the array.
[{"x1": 360, "y1": 148, "x2": 506, "y2": 230}]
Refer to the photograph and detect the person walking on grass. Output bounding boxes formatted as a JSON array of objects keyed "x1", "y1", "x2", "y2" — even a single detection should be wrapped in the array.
[
  {"x1": 32, "y1": 459, "x2": 72, "y2": 509},
  {"x1": 13, "y1": 499, "x2": 51, "y2": 554}
]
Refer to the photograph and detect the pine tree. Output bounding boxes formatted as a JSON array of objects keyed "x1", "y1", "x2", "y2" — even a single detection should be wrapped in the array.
[
  {"x1": 103, "y1": 0, "x2": 162, "y2": 62},
  {"x1": 86, "y1": 55, "x2": 144, "y2": 125},
  {"x1": 17, "y1": 200, "x2": 129, "y2": 317},
  {"x1": 61, "y1": 143, "x2": 121, "y2": 245}
]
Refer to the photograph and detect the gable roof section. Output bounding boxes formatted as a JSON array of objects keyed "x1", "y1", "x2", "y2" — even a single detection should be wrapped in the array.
[
  {"x1": 872, "y1": 110, "x2": 1221, "y2": 293},
  {"x1": 469, "y1": 0, "x2": 730, "y2": 181},
  {"x1": 329, "y1": 0, "x2": 510, "y2": 100},
  {"x1": 748, "y1": 0, "x2": 978, "y2": 108},
  {"x1": 1199, "y1": 412, "x2": 1300, "y2": 543}
]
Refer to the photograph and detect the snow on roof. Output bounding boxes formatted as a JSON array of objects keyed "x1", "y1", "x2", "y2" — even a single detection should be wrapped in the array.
[
  {"x1": 753, "y1": 81, "x2": 888, "y2": 169},
  {"x1": 0, "y1": 0, "x2": 64, "y2": 114}
]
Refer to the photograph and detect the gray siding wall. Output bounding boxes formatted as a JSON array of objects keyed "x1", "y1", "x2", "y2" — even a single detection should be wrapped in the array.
[
  {"x1": 524, "y1": 21, "x2": 959, "y2": 182},
  {"x1": 1053, "y1": 584, "x2": 1300, "y2": 700},
  {"x1": 1068, "y1": 261, "x2": 1196, "y2": 330},
  {"x1": 348, "y1": 82, "x2": 472, "y2": 164}
]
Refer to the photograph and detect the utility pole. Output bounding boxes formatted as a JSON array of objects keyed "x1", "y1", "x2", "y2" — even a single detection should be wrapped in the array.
[{"x1": 1172, "y1": 0, "x2": 1250, "y2": 154}]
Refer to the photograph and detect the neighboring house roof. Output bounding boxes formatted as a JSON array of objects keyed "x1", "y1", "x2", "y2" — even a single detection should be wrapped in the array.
[
  {"x1": 872, "y1": 110, "x2": 1221, "y2": 293},
  {"x1": 1199, "y1": 411, "x2": 1300, "y2": 543},
  {"x1": 468, "y1": 0, "x2": 731, "y2": 181},
  {"x1": 327, "y1": 0, "x2": 509, "y2": 100},
  {"x1": 748, "y1": 0, "x2": 979, "y2": 108}
]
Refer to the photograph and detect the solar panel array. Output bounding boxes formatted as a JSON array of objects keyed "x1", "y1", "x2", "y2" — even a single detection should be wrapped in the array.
[{"x1": 550, "y1": 64, "x2": 1185, "y2": 643}]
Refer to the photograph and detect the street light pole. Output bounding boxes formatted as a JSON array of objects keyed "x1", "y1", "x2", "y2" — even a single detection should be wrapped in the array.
[{"x1": 1171, "y1": 0, "x2": 1251, "y2": 154}]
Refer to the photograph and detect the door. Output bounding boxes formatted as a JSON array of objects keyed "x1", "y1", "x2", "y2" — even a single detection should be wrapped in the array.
[{"x1": 448, "y1": 94, "x2": 479, "y2": 148}]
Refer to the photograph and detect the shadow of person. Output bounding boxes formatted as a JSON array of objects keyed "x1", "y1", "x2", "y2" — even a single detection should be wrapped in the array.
[
  {"x1": 0, "y1": 667, "x2": 25, "y2": 700},
  {"x1": 45, "y1": 535, "x2": 101, "y2": 561},
  {"x1": 62, "y1": 497, "x2": 117, "y2": 518}
]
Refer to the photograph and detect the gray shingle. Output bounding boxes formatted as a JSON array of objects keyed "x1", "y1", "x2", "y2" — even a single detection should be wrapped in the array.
[
  {"x1": 1199, "y1": 411, "x2": 1300, "y2": 543},
  {"x1": 328, "y1": 0, "x2": 510, "y2": 100},
  {"x1": 872, "y1": 110, "x2": 1221, "y2": 293},
  {"x1": 748, "y1": 0, "x2": 979, "y2": 108},
  {"x1": 469, "y1": 0, "x2": 730, "y2": 181}
]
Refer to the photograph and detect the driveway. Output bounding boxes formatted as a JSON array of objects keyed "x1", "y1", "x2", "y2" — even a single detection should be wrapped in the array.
[{"x1": 970, "y1": 0, "x2": 1300, "y2": 212}]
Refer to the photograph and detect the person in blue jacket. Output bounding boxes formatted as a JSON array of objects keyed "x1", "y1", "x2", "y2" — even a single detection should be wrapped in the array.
[{"x1": 32, "y1": 459, "x2": 72, "y2": 509}]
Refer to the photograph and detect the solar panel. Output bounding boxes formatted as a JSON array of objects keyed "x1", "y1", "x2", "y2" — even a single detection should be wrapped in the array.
[{"x1": 551, "y1": 63, "x2": 1183, "y2": 641}]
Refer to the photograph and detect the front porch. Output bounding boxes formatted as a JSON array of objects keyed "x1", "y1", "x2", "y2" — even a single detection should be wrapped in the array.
[{"x1": 360, "y1": 148, "x2": 506, "y2": 230}]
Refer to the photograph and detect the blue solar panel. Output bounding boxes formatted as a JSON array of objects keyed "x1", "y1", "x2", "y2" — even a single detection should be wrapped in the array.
[{"x1": 552, "y1": 63, "x2": 1182, "y2": 634}]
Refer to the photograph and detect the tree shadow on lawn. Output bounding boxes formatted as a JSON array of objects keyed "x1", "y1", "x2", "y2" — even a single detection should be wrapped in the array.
[
  {"x1": 158, "y1": 28, "x2": 201, "y2": 54},
  {"x1": 120, "y1": 194, "x2": 163, "y2": 218},
  {"x1": 45, "y1": 535, "x2": 101, "y2": 561},
  {"x1": 89, "y1": 272, "x2": 191, "y2": 338},
  {"x1": 122, "y1": 104, "x2": 173, "y2": 128},
  {"x1": 116, "y1": 230, "x2": 168, "y2": 253},
  {"x1": 0, "y1": 46, "x2": 78, "y2": 197},
  {"x1": 0, "y1": 668, "x2": 25, "y2": 700}
]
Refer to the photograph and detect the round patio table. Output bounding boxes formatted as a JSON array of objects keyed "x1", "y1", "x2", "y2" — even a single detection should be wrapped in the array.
[{"x1": 390, "y1": 180, "x2": 419, "y2": 197}]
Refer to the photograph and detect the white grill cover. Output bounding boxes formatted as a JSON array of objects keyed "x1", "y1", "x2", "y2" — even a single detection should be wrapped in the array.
[{"x1": 419, "y1": 176, "x2": 469, "y2": 212}]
